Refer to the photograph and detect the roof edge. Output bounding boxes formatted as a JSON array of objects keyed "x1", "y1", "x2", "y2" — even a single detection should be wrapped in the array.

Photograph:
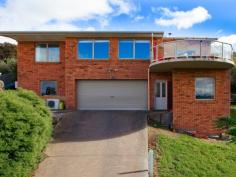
[{"x1": 0, "y1": 31, "x2": 164, "y2": 41}]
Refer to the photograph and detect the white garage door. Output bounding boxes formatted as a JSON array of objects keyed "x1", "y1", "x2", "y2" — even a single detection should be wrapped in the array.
[{"x1": 77, "y1": 80, "x2": 147, "y2": 110}]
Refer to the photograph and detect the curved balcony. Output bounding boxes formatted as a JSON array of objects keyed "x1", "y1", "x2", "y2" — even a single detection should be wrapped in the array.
[{"x1": 150, "y1": 39, "x2": 235, "y2": 72}]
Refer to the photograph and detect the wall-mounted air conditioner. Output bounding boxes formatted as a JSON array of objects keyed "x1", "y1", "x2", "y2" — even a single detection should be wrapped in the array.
[{"x1": 46, "y1": 99, "x2": 60, "y2": 109}]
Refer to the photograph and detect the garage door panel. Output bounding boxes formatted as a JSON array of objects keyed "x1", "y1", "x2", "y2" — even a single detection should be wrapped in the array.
[{"x1": 77, "y1": 80, "x2": 147, "y2": 110}]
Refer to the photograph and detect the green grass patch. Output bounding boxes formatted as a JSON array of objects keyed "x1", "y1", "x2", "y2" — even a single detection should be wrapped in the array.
[{"x1": 157, "y1": 134, "x2": 236, "y2": 177}]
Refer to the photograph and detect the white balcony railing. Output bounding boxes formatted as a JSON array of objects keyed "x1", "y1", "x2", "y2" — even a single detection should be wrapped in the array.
[{"x1": 152, "y1": 39, "x2": 234, "y2": 63}]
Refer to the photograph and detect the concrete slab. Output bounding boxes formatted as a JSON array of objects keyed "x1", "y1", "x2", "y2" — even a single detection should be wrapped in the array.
[{"x1": 34, "y1": 111, "x2": 148, "y2": 177}]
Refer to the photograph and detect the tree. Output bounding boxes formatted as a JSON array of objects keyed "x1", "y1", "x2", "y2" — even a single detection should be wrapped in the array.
[
  {"x1": 0, "y1": 58, "x2": 17, "y2": 79},
  {"x1": 0, "y1": 43, "x2": 16, "y2": 60}
]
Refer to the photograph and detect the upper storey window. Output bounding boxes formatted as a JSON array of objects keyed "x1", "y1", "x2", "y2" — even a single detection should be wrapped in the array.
[
  {"x1": 36, "y1": 43, "x2": 60, "y2": 62},
  {"x1": 119, "y1": 40, "x2": 150, "y2": 60},
  {"x1": 78, "y1": 40, "x2": 109, "y2": 60}
]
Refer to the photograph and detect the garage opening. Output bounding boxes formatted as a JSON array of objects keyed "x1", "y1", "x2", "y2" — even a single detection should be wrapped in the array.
[{"x1": 77, "y1": 80, "x2": 147, "y2": 110}]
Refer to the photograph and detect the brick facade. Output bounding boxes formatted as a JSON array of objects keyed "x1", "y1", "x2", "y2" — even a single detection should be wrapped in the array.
[
  {"x1": 17, "y1": 36, "x2": 232, "y2": 137},
  {"x1": 17, "y1": 38, "x2": 150, "y2": 108},
  {"x1": 17, "y1": 41, "x2": 66, "y2": 100},
  {"x1": 64, "y1": 37, "x2": 150, "y2": 108},
  {"x1": 172, "y1": 69, "x2": 231, "y2": 137}
]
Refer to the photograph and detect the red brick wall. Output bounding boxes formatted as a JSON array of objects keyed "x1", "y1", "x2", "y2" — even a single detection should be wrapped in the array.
[
  {"x1": 172, "y1": 69, "x2": 231, "y2": 137},
  {"x1": 64, "y1": 37, "x2": 150, "y2": 108},
  {"x1": 17, "y1": 38, "x2": 151, "y2": 109},
  {"x1": 17, "y1": 38, "x2": 232, "y2": 137},
  {"x1": 17, "y1": 41, "x2": 66, "y2": 100}
]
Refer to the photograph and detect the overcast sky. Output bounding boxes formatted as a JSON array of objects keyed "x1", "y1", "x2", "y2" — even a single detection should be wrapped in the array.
[{"x1": 0, "y1": 0, "x2": 235, "y2": 49}]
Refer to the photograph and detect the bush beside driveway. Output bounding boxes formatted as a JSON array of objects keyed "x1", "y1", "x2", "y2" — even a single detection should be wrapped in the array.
[{"x1": 0, "y1": 89, "x2": 52, "y2": 177}]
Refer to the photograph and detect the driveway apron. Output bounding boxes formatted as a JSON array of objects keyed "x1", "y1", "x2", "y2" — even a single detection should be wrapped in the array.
[{"x1": 33, "y1": 111, "x2": 148, "y2": 177}]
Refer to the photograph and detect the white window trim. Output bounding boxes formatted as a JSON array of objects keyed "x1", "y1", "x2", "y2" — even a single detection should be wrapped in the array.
[
  {"x1": 78, "y1": 40, "x2": 110, "y2": 60},
  {"x1": 35, "y1": 43, "x2": 60, "y2": 62},
  {"x1": 195, "y1": 77, "x2": 215, "y2": 100}
]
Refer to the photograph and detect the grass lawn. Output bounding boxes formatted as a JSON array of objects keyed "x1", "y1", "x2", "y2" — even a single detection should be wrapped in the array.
[
  {"x1": 154, "y1": 106, "x2": 236, "y2": 177},
  {"x1": 157, "y1": 134, "x2": 236, "y2": 177}
]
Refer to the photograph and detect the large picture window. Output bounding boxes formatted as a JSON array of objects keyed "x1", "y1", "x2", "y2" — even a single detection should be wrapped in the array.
[
  {"x1": 40, "y1": 81, "x2": 57, "y2": 96},
  {"x1": 195, "y1": 77, "x2": 215, "y2": 100},
  {"x1": 36, "y1": 43, "x2": 60, "y2": 62},
  {"x1": 78, "y1": 40, "x2": 109, "y2": 59},
  {"x1": 119, "y1": 40, "x2": 150, "y2": 60}
]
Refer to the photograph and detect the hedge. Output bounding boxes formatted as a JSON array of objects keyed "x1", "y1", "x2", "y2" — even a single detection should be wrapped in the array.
[{"x1": 0, "y1": 88, "x2": 52, "y2": 177}]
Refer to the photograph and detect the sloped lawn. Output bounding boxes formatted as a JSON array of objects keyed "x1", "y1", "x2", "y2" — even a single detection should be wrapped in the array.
[{"x1": 157, "y1": 134, "x2": 236, "y2": 177}]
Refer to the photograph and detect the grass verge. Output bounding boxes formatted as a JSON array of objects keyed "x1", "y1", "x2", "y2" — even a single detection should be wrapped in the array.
[{"x1": 157, "y1": 134, "x2": 236, "y2": 177}]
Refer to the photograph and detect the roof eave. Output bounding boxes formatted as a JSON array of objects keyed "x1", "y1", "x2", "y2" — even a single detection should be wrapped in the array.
[{"x1": 0, "y1": 31, "x2": 164, "y2": 41}]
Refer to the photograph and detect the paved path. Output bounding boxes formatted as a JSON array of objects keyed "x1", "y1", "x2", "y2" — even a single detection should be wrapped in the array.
[{"x1": 34, "y1": 111, "x2": 148, "y2": 177}]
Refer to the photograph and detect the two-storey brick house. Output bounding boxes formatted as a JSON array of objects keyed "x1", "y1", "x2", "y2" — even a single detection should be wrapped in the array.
[{"x1": 0, "y1": 31, "x2": 234, "y2": 137}]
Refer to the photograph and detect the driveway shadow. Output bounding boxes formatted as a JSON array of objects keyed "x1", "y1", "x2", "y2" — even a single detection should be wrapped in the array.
[{"x1": 52, "y1": 110, "x2": 147, "y2": 142}]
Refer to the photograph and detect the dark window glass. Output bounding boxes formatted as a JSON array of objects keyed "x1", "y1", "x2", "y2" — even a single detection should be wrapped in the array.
[
  {"x1": 94, "y1": 40, "x2": 109, "y2": 59},
  {"x1": 78, "y1": 41, "x2": 93, "y2": 59},
  {"x1": 41, "y1": 81, "x2": 57, "y2": 96},
  {"x1": 135, "y1": 40, "x2": 150, "y2": 59},
  {"x1": 195, "y1": 77, "x2": 215, "y2": 99},
  {"x1": 156, "y1": 82, "x2": 161, "y2": 97},
  {"x1": 162, "y1": 82, "x2": 166, "y2": 97},
  {"x1": 119, "y1": 40, "x2": 134, "y2": 59}
]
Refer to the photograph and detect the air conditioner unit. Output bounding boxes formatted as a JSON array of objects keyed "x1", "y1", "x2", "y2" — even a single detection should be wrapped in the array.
[{"x1": 46, "y1": 99, "x2": 60, "y2": 109}]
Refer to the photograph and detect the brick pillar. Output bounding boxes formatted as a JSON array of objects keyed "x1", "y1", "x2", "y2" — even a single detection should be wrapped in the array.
[{"x1": 65, "y1": 38, "x2": 77, "y2": 109}]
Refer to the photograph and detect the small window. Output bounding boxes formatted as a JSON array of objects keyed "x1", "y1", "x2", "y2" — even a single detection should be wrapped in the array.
[
  {"x1": 156, "y1": 82, "x2": 161, "y2": 97},
  {"x1": 162, "y1": 82, "x2": 166, "y2": 97},
  {"x1": 195, "y1": 77, "x2": 215, "y2": 100},
  {"x1": 36, "y1": 43, "x2": 60, "y2": 62},
  {"x1": 119, "y1": 40, "x2": 150, "y2": 60},
  {"x1": 40, "y1": 81, "x2": 57, "y2": 96},
  {"x1": 78, "y1": 40, "x2": 109, "y2": 59}
]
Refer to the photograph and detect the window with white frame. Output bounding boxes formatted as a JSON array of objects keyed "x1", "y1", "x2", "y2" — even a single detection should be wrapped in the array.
[
  {"x1": 195, "y1": 77, "x2": 215, "y2": 100},
  {"x1": 36, "y1": 43, "x2": 60, "y2": 62},
  {"x1": 78, "y1": 40, "x2": 109, "y2": 59},
  {"x1": 40, "y1": 81, "x2": 57, "y2": 96},
  {"x1": 119, "y1": 40, "x2": 150, "y2": 60}
]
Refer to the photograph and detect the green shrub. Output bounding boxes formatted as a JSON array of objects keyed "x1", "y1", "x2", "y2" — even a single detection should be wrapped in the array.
[
  {"x1": 0, "y1": 88, "x2": 52, "y2": 177},
  {"x1": 216, "y1": 106, "x2": 236, "y2": 142},
  {"x1": 0, "y1": 58, "x2": 17, "y2": 80}
]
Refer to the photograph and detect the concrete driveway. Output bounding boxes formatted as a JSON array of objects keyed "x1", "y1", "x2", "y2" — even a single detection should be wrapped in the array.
[{"x1": 34, "y1": 111, "x2": 148, "y2": 177}]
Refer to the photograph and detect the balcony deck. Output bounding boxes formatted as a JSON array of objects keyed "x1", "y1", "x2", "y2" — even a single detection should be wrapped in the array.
[{"x1": 150, "y1": 39, "x2": 235, "y2": 72}]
